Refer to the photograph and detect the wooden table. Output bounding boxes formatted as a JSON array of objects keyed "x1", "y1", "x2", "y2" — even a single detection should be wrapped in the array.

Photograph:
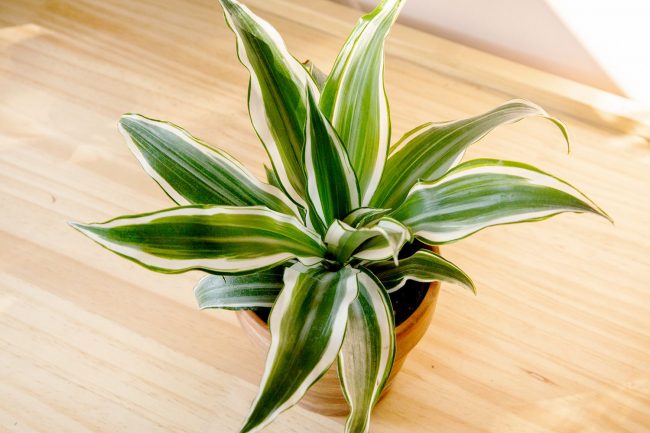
[{"x1": 1, "y1": 1, "x2": 649, "y2": 432}]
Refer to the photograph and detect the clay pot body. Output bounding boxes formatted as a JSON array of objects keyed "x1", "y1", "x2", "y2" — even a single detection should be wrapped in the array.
[{"x1": 237, "y1": 248, "x2": 441, "y2": 416}]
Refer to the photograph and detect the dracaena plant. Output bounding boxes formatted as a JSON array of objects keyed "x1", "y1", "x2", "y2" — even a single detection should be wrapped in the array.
[{"x1": 70, "y1": 0, "x2": 611, "y2": 432}]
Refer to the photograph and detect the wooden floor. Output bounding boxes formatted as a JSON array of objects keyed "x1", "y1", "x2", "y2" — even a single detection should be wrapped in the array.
[{"x1": 1, "y1": 1, "x2": 649, "y2": 432}]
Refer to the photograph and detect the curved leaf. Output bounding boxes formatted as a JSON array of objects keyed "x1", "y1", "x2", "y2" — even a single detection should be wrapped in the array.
[
  {"x1": 70, "y1": 206, "x2": 325, "y2": 274},
  {"x1": 370, "y1": 249, "x2": 475, "y2": 293},
  {"x1": 352, "y1": 218, "x2": 412, "y2": 263},
  {"x1": 372, "y1": 100, "x2": 569, "y2": 208},
  {"x1": 304, "y1": 88, "x2": 359, "y2": 229},
  {"x1": 240, "y1": 264, "x2": 359, "y2": 433},
  {"x1": 119, "y1": 114, "x2": 299, "y2": 217},
  {"x1": 391, "y1": 159, "x2": 611, "y2": 244},
  {"x1": 342, "y1": 207, "x2": 390, "y2": 228},
  {"x1": 302, "y1": 60, "x2": 328, "y2": 91},
  {"x1": 219, "y1": 0, "x2": 318, "y2": 207},
  {"x1": 324, "y1": 218, "x2": 411, "y2": 263},
  {"x1": 264, "y1": 164, "x2": 282, "y2": 190},
  {"x1": 338, "y1": 269, "x2": 395, "y2": 433},
  {"x1": 194, "y1": 267, "x2": 284, "y2": 310},
  {"x1": 320, "y1": 0, "x2": 405, "y2": 205}
]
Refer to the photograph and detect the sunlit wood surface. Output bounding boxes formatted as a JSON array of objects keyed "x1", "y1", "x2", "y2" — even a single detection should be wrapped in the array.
[{"x1": 1, "y1": 1, "x2": 649, "y2": 432}]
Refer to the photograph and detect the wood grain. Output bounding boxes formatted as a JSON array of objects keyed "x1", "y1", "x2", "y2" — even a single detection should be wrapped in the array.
[{"x1": 1, "y1": 1, "x2": 649, "y2": 432}]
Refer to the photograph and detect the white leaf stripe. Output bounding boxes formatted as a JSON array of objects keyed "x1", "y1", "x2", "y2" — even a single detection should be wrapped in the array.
[
  {"x1": 263, "y1": 164, "x2": 282, "y2": 190},
  {"x1": 392, "y1": 159, "x2": 611, "y2": 244},
  {"x1": 370, "y1": 249, "x2": 475, "y2": 294},
  {"x1": 119, "y1": 114, "x2": 301, "y2": 218},
  {"x1": 324, "y1": 220, "x2": 377, "y2": 262},
  {"x1": 220, "y1": 0, "x2": 319, "y2": 207},
  {"x1": 321, "y1": 0, "x2": 404, "y2": 205},
  {"x1": 302, "y1": 60, "x2": 328, "y2": 91},
  {"x1": 338, "y1": 270, "x2": 395, "y2": 433},
  {"x1": 389, "y1": 99, "x2": 567, "y2": 157},
  {"x1": 373, "y1": 99, "x2": 570, "y2": 208},
  {"x1": 119, "y1": 116, "x2": 186, "y2": 206},
  {"x1": 240, "y1": 264, "x2": 359, "y2": 433},
  {"x1": 342, "y1": 207, "x2": 390, "y2": 227},
  {"x1": 304, "y1": 88, "x2": 359, "y2": 228},
  {"x1": 194, "y1": 268, "x2": 284, "y2": 310},
  {"x1": 70, "y1": 206, "x2": 325, "y2": 274},
  {"x1": 387, "y1": 121, "x2": 432, "y2": 156},
  {"x1": 352, "y1": 217, "x2": 412, "y2": 263},
  {"x1": 324, "y1": 218, "x2": 411, "y2": 263}
]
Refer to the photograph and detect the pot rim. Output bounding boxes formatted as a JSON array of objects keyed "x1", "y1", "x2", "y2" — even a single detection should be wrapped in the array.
[{"x1": 240, "y1": 246, "x2": 441, "y2": 337}]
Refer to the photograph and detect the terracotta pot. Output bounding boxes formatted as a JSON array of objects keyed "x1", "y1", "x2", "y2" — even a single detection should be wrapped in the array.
[{"x1": 237, "y1": 246, "x2": 441, "y2": 417}]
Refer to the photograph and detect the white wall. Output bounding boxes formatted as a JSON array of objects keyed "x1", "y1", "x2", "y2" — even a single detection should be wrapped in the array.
[{"x1": 333, "y1": 0, "x2": 650, "y2": 103}]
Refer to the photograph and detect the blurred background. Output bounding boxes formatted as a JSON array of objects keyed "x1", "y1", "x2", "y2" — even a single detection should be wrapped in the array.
[{"x1": 331, "y1": 0, "x2": 650, "y2": 104}]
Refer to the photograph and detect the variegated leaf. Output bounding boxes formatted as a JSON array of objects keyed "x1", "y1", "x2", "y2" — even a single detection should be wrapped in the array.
[
  {"x1": 338, "y1": 269, "x2": 395, "y2": 433},
  {"x1": 372, "y1": 99, "x2": 569, "y2": 208},
  {"x1": 240, "y1": 264, "x2": 359, "y2": 433},
  {"x1": 219, "y1": 0, "x2": 318, "y2": 207},
  {"x1": 70, "y1": 206, "x2": 325, "y2": 274},
  {"x1": 320, "y1": 0, "x2": 405, "y2": 205},
  {"x1": 342, "y1": 207, "x2": 390, "y2": 227},
  {"x1": 194, "y1": 267, "x2": 284, "y2": 310},
  {"x1": 304, "y1": 88, "x2": 359, "y2": 229},
  {"x1": 264, "y1": 164, "x2": 282, "y2": 190},
  {"x1": 302, "y1": 60, "x2": 328, "y2": 91},
  {"x1": 324, "y1": 218, "x2": 411, "y2": 263},
  {"x1": 370, "y1": 249, "x2": 475, "y2": 293},
  {"x1": 391, "y1": 159, "x2": 611, "y2": 244},
  {"x1": 119, "y1": 114, "x2": 300, "y2": 217}
]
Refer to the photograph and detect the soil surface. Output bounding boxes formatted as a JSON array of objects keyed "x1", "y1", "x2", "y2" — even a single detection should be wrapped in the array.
[{"x1": 389, "y1": 279, "x2": 429, "y2": 326}]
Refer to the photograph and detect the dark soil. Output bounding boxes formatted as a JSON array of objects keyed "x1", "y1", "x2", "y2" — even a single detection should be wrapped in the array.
[
  {"x1": 252, "y1": 240, "x2": 430, "y2": 327},
  {"x1": 389, "y1": 279, "x2": 429, "y2": 326},
  {"x1": 389, "y1": 239, "x2": 430, "y2": 326},
  {"x1": 253, "y1": 306, "x2": 271, "y2": 323}
]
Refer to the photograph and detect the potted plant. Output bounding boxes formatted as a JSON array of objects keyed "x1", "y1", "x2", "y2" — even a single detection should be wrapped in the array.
[{"x1": 70, "y1": 0, "x2": 610, "y2": 432}]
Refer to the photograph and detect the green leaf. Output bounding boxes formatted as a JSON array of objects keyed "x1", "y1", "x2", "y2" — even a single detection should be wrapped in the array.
[
  {"x1": 304, "y1": 88, "x2": 359, "y2": 229},
  {"x1": 194, "y1": 267, "x2": 284, "y2": 310},
  {"x1": 119, "y1": 114, "x2": 299, "y2": 217},
  {"x1": 302, "y1": 60, "x2": 328, "y2": 91},
  {"x1": 70, "y1": 206, "x2": 325, "y2": 274},
  {"x1": 370, "y1": 249, "x2": 475, "y2": 294},
  {"x1": 240, "y1": 264, "x2": 359, "y2": 433},
  {"x1": 264, "y1": 164, "x2": 282, "y2": 190},
  {"x1": 342, "y1": 207, "x2": 390, "y2": 227},
  {"x1": 219, "y1": 0, "x2": 318, "y2": 207},
  {"x1": 320, "y1": 0, "x2": 405, "y2": 205},
  {"x1": 338, "y1": 269, "x2": 395, "y2": 433},
  {"x1": 325, "y1": 218, "x2": 411, "y2": 263},
  {"x1": 372, "y1": 100, "x2": 570, "y2": 209},
  {"x1": 391, "y1": 159, "x2": 611, "y2": 244},
  {"x1": 351, "y1": 218, "x2": 412, "y2": 263}
]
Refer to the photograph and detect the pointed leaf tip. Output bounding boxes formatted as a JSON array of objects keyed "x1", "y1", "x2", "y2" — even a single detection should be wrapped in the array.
[
  {"x1": 68, "y1": 221, "x2": 95, "y2": 236},
  {"x1": 218, "y1": 0, "x2": 316, "y2": 207},
  {"x1": 370, "y1": 249, "x2": 476, "y2": 295},
  {"x1": 117, "y1": 113, "x2": 300, "y2": 217},
  {"x1": 67, "y1": 206, "x2": 325, "y2": 274},
  {"x1": 391, "y1": 159, "x2": 612, "y2": 244},
  {"x1": 320, "y1": 0, "x2": 405, "y2": 205},
  {"x1": 373, "y1": 99, "x2": 573, "y2": 208},
  {"x1": 68, "y1": 221, "x2": 83, "y2": 231},
  {"x1": 304, "y1": 86, "x2": 360, "y2": 229}
]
